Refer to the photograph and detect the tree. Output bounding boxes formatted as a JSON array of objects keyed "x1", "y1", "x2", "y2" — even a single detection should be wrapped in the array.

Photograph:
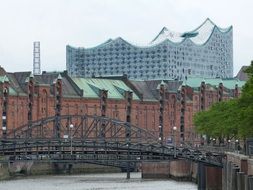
[
  {"x1": 237, "y1": 62, "x2": 253, "y2": 137},
  {"x1": 194, "y1": 61, "x2": 253, "y2": 139},
  {"x1": 194, "y1": 99, "x2": 239, "y2": 139}
]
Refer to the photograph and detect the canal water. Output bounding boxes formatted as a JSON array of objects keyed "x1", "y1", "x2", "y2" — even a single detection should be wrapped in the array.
[{"x1": 0, "y1": 172, "x2": 197, "y2": 190}]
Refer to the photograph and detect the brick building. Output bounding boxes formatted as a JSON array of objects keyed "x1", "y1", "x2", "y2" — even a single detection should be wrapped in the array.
[{"x1": 0, "y1": 66, "x2": 245, "y2": 144}]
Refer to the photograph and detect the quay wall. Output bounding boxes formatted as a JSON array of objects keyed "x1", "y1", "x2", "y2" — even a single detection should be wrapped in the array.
[{"x1": 0, "y1": 160, "x2": 121, "y2": 179}]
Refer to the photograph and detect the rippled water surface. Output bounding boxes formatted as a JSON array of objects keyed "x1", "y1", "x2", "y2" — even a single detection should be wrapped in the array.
[{"x1": 0, "y1": 172, "x2": 197, "y2": 190}]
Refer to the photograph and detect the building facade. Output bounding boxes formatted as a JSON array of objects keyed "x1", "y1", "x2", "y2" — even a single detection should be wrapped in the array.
[
  {"x1": 67, "y1": 19, "x2": 233, "y2": 80},
  {"x1": 0, "y1": 67, "x2": 244, "y2": 145}
]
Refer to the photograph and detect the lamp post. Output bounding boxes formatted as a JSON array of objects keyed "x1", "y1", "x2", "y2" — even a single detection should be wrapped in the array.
[
  {"x1": 158, "y1": 125, "x2": 162, "y2": 144},
  {"x1": 2, "y1": 126, "x2": 6, "y2": 135},
  {"x1": 235, "y1": 139, "x2": 239, "y2": 153},
  {"x1": 69, "y1": 124, "x2": 74, "y2": 157},
  {"x1": 212, "y1": 138, "x2": 216, "y2": 146},
  {"x1": 173, "y1": 126, "x2": 177, "y2": 158},
  {"x1": 228, "y1": 139, "x2": 231, "y2": 151}
]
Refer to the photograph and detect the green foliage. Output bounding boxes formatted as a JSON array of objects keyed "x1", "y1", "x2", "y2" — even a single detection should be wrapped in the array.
[
  {"x1": 194, "y1": 100, "x2": 239, "y2": 138},
  {"x1": 194, "y1": 61, "x2": 253, "y2": 138}
]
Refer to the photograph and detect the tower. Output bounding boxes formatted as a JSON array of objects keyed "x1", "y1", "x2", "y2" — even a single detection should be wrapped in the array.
[{"x1": 33, "y1": 41, "x2": 41, "y2": 75}]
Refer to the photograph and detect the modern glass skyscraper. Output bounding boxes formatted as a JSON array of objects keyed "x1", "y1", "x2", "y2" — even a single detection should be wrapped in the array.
[{"x1": 66, "y1": 19, "x2": 233, "y2": 80}]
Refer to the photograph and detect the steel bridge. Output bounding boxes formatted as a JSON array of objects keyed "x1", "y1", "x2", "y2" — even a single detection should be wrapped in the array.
[{"x1": 0, "y1": 115, "x2": 224, "y2": 170}]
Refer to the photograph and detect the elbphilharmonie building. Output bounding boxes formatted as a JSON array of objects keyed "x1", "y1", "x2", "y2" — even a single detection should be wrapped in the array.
[{"x1": 66, "y1": 19, "x2": 233, "y2": 80}]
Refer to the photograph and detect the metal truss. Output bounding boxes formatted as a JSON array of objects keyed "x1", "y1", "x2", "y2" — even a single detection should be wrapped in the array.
[{"x1": 0, "y1": 115, "x2": 224, "y2": 168}]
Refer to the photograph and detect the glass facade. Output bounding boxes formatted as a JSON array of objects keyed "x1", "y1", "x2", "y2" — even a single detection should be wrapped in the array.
[{"x1": 66, "y1": 19, "x2": 233, "y2": 80}]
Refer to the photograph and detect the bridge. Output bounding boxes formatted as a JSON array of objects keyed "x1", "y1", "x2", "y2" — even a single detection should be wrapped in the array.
[{"x1": 0, "y1": 115, "x2": 223, "y2": 169}]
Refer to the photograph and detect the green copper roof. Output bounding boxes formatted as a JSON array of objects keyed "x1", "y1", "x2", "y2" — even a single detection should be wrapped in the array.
[
  {"x1": 0, "y1": 75, "x2": 9, "y2": 83},
  {"x1": 222, "y1": 79, "x2": 245, "y2": 89},
  {"x1": 0, "y1": 75, "x2": 17, "y2": 95},
  {"x1": 71, "y1": 78, "x2": 139, "y2": 100},
  {"x1": 184, "y1": 77, "x2": 245, "y2": 89}
]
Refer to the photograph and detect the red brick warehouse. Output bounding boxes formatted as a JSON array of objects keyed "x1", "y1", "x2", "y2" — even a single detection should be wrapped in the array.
[{"x1": 0, "y1": 67, "x2": 245, "y2": 144}]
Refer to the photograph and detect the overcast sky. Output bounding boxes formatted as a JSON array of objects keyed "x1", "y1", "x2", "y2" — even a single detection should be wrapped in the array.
[{"x1": 0, "y1": 0, "x2": 252, "y2": 76}]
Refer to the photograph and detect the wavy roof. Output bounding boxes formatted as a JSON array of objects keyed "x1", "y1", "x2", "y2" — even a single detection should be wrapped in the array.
[
  {"x1": 68, "y1": 18, "x2": 232, "y2": 50},
  {"x1": 150, "y1": 18, "x2": 232, "y2": 45}
]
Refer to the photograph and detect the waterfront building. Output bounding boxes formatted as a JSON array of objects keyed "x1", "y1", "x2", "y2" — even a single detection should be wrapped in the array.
[
  {"x1": 0, "y1": 66, "x2": 244, "y2": 144},
  {"x1": 66, "y1": 18, "x2": 233, "y2": 80}
]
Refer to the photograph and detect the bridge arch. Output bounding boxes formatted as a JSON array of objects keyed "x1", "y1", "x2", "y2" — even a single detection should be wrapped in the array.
[
  {"x1": 9, "y1": 114, "x2": 158, "y2": 144},
  {"x1": 0, "y1": 115, "x2": 224, "y2": 168}
]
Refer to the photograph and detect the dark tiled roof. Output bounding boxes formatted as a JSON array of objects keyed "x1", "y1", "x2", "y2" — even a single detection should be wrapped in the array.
[
  {"x1": 129, "y1": 81, "x2": 157, "y2": 100},
  {"x1": 236, "y1": 66, "x2": 249, "y2": 81},
  {"x1": 5, "y1": 71, "x2": 81, "y2": 97},
  {"x1": 35, "y1": 72, "x2": 81, "y2": 97},
  {"x1": 166, "y1": 80, "x2": 182, "y2": 92},
  {"x1": 6, "y1": 73, "x2": 26, "y2": 95},
  {"x1": 12, "y1": 72, "x2": 31, "y2": 93},
  {"x1": 129, "y1": 80, "x2": 182, "y2": 101}
]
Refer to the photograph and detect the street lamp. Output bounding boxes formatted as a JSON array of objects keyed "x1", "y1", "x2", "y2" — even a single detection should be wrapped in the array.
[
  {"x1": 158, "y1": 125, "x2": 162, "y2": 143},
  {"x1": 173, "y1": 126, "x2": 177, "y2": 158},
  {"x1": 212, "y1": 138, "x2": 216, "y2": 146},
  {"x1": 69, "y1": 124, "x2": 74, "y2": 156},
  {"x1": 235, "y1": 139, "x2": 239, "y2": 153},
  {"x1": 228, "y1": 139, "x2": 231, "y2": 150}
]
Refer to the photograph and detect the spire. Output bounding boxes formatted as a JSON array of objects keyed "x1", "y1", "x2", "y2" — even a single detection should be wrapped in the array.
[
  {"x1": 157, "y1": 80, "x2": 167, "y2": 89},
  {"x1": 182, "y1": 80, "x2": 187, "y2": 87},
  {"x1": 3, "y1": 75, "x2": 9, "y2": 83},
  {"x1": 57, "y1": 74, "x2": 62, "y2": 80},
  {"x1": 29, "y1": 72, "x2": 34, "y2": 78}
]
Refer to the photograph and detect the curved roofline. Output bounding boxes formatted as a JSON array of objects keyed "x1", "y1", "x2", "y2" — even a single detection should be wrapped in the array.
[
  {"x1": 68, "y1": 18, "x2": 232, "y2": 50},
  {"x1": 66, "y1": 38, "x2": 113, "y2": 50},
  {"x1": 185, "y1": 25, "x2": 232, "y2": 47},
  {"x1": 151, "y1": 27, "x2": 169, "y2": 43},
  {"x1": 190, "y1": 18, "x2": 232, "y2": 34}
]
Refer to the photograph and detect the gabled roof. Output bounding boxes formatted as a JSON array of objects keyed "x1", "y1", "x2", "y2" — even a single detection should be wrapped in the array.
[
  {"x1": 235, "y1": 66, "x2": 249, "y2": 81},
  {"x1": 5, "y1": 71, "x2": 81, "y2": 97},
  {"x1": 129, "y1": 80, "x2": 157, "y2": 101},
  {"x1": 71, "y1": 78, "x2": 139, "y2": 100}
]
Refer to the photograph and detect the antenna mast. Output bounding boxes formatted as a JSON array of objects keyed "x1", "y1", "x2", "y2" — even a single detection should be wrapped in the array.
[{"x1": 33, "y1": 41, "x2": 41, "y2": 74}]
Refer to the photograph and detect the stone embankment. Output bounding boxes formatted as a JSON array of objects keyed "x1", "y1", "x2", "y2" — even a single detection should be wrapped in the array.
[
  {"x1": 223, "y1": 152, "x2": 253, "y2": 190},
  {"x1": 142, "y1": 159, "x2": 221, "y2": 189},
  {"x1": 0, "y1": 160, "x2": 120, "y2": 180}
]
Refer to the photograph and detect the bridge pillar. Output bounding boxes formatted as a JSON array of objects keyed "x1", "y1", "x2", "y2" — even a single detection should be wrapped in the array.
[
  {"x1": 231, "y1": 165, "x2": 240, "y2": 190},
  {"x1": 236, "y1": 172, "x2": 245, "y2": 190},
  {"x1": 197, "y1": 162, "x2": 206, "y2": 190},
  {"x1": 141, "y1": 161, "x2": 170, "y2": 179},
  {"x1": 197, "y1": 163, "x2": 222, "y2": 190},
  {"x1": 222, "y1": 160, "x2": 228, "y2": 190},
  {"x1": 248, "y1": 176, "x2": 253, "y2": 190},
  {"x1": 170, "y1": 159, "x2": 192, "y2": 180},
  {"x1": 205, "y1": 165, "x2": 222, "y2": 190}
]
